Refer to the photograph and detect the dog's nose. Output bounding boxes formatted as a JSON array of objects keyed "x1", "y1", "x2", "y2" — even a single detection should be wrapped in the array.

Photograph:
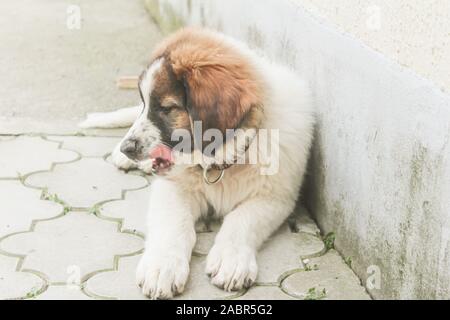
[{"x1": 120, "y1": 138, "x2": 139, "y2": 159}]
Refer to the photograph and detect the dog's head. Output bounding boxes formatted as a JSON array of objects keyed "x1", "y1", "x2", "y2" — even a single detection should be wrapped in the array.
[{"x1": 120, "y1": 28, "x2": 264, "y2": 174}]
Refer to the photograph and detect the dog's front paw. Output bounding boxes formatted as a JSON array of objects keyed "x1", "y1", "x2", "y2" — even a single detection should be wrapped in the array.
[
  {"x1": 111, "y1": 144, "x2": 138, "y2": 171},
  {"x1": 206, "y1": 244, "x2": 257, "y2": 291},
  {"x1": 136, "y1": 251, "x2": 190, "y2": 299}
]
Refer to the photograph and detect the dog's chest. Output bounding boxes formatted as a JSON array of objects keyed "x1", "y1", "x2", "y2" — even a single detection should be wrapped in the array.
[{"x1": 201, "y1": 167, "x2": 263, "y2": 217}]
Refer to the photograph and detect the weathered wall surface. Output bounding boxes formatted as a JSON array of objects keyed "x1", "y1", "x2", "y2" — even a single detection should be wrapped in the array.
[
  {"x1": 292, "y1": 0, "x2": 450, "y2": 93},
  {"x1": 147, "y1": 0, "x2": 450, "y2": 299}
]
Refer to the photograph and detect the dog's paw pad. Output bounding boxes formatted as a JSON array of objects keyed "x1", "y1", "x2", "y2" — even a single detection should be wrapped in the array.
[
  {"x1": 206, "y1": 244, "x2": 257, "y2": 292},
  {"x1": 136, "y1": 252, "x2": 189, "y2": 299}
]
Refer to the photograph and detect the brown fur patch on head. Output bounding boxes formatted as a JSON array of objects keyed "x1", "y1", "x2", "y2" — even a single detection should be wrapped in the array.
[
  {"x1": 145, "y1": 58, "x2": 191, "y2": 146},
  {"x1": 151, "y1": 28, "x2": 265, "y2": 136}
]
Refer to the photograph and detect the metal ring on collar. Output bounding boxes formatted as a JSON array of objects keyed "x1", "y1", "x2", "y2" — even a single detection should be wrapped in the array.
[{"x1": 203, "y1": 165, "x2": 225, "y2": 185}]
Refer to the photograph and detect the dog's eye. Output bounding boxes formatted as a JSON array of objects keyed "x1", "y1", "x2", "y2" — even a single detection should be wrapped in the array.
[
  {"x1": 161, "y1": 106, "x2": 176, "y2": 115},
  {"x1": 161, "y1": 104, "x2": 179, "y2": 115}
]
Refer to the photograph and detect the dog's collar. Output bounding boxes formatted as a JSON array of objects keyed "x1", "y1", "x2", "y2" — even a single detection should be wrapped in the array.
[
  {"x1": 202, "y1": 164, "x2": 227, "y2": 185},
  {"x1": 199, "y1": 137, "x2": 254, "y2": 185},
  {"x1": 188, "y1": 114, "x2": 252, "y2": 185}
]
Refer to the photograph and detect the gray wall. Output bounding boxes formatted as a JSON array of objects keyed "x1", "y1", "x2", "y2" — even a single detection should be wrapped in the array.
[{"x1": 148, "y1": 0, "x2": 450, "y2": 299}]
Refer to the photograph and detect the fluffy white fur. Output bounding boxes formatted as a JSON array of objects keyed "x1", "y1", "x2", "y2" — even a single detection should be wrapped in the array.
[{"x1": 80, "y1": 31, "x2": 314, "y2": 299}]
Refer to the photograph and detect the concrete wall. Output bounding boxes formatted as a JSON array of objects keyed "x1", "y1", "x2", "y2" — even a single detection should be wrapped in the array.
[
  {"x1": 292, "y1": 0, "x2": 450, "y2": 93},
  {"x1": 147, "y1": 0, "x2": 450, "y2": 299}
]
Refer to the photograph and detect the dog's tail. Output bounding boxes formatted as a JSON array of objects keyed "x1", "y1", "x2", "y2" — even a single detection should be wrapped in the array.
[{"x1": 78, "y1": 105, "x2": 141, "y2": 129}]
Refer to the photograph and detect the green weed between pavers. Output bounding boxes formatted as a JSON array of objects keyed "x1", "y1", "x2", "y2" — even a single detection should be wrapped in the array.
[
  {"x1": 25, "y1": 287, "x2": 40, "y2": 299},
  {"x1": 344, "y1": 256, "x2": 352, "y2": 268},
  {"x1": 304, "y1": 264, "x2": 319, "y2": 272},
  {"x1": 41, "y1": 189, "x2": 70, "y2": 213},
  {"x1": 304, "y1": 287, "x2": 327, "y2": 300},
  {"x1": 89, "y1": 204, "x2": 101, "y2": 216},
  {"x1": 17, "y1": 172, "x2": 26, "y2": 183},
  {"x1": 323, "y1": 232, "x2": 335, "y2": 251}
]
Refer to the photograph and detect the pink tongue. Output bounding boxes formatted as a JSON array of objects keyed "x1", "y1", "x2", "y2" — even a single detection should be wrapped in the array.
[{"x1": 149, "y1": 144, "x2": 173, "y2": 163}]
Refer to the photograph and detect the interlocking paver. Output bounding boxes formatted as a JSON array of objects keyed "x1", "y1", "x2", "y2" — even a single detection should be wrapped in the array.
[
  {"x1": 236, "y1": 285, "x2": 297, "y2": 300},
  {"x1": 35, "y1": 285, "x2": 92, "y2": 300},
  {"x1": 99, "y1": 186, "x2": 150, "y2": 234},
  {"x1": 281, "y1": 249, "x2": 371, "y2": 300},
  {"x1": 85, "y1": 254, "x2": 147, "y2": 300},
  {"x1": 48, "y1": 136, "x2": 121, "y2": 158},
  {"x1": 256, "y1": 224, "x2": 324, "y2": 284},
  {"x1": 193, "y1": 231, "x2": 216, "y2": 256},
  {"x1": 0, "y1": 255, "x2": 46, "y2": 300},
  {"x1": 0, "y1": 136, "x2": 78, "y2": 178},
  {"x1": 25, "y1": 158, "x2": 147, "y2": 208},
  {"x1": 0, "y1": 180, "x2": 63, "y2": 238},
  {"x1": 0, "y1": 212, "x2": 143, "y2": 283}
]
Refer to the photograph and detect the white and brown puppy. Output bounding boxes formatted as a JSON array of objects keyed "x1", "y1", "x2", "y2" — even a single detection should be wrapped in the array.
[{"x1": 80, "y1": 28, "x2": 314, "y2": 299}]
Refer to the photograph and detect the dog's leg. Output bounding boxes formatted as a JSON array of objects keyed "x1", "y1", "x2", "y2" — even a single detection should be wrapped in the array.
[
  {"x1": 136, "y1": 178, "x2": 198, "y2": 299},
  {"x1": 206, "y1": 197, "x2": 292, "y2": 291},
  {"x1": 78, "y1": 105, "x2": 142, "y2": 129}
]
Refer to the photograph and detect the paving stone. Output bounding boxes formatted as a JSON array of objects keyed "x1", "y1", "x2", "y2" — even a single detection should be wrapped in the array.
[
  {"x1": 281, "y1": 249, "x2": 371, "y2": 300},
  {"x1": 0, "y1": 136, "x2": 78, "y2": 178},
  {"x1": 0, "y1": 180, "x2": 63, "y2": 238},
  {"x1": 289, "y1": 206, "x2": 321, "y2": 236},
  {"x1": 25, "y1": 158, "x2": 147, "y2": 208},
  {"x1": 257, "y1": 224, "x2": 325, "y2": 284},
  {"x1": 48, "y1": 136, "x2": 121, "y2": 157},
  {"x1": 194, "y1": 231, "x2": 217, "y2": 256},
  {"x1": 0, "y1": 212, "x2": 143, "y2": 283},
  {"x1": 35, "y1": 285, "x2": 92, "y2": 300},
  {"x1": 99, "y1": 186, "x2": 150, "y2": 235},
  {"x1": 235, "y1": 285, "x2": 297, "y2": 300},
  {"x1": 85, "y1": 254, "x2": 147, "y2": 300},
  {"x1": 0, "y1": 255, "x2": 46, "y2": 300},
  {"x1": 193, "y1": 219, "x2": 233, "y2": 256}
]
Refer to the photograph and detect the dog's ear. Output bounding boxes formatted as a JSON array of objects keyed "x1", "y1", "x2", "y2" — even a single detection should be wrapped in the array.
[{"x1": 170, "y1": 46, "x2": 263, "y2": 135}]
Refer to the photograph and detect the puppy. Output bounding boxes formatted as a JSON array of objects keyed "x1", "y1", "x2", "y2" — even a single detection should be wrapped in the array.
[{"x1": 80, "y1": 28, "x2": 314, "y2": 299}]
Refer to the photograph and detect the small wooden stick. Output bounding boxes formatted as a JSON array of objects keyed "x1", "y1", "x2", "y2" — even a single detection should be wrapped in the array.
[{"x1": 116, "y1": 76, "x2": 139, "y2": 89}]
